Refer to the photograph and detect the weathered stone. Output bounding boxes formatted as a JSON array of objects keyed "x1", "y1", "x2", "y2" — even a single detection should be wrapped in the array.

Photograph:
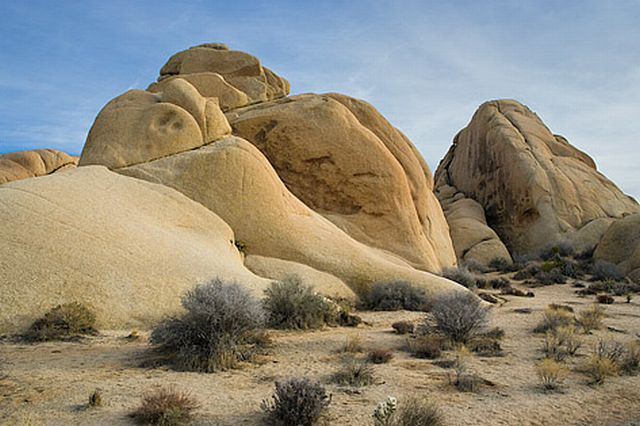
[{"x1": 0, "y1": 149, "x2": 77, "y2": 185}]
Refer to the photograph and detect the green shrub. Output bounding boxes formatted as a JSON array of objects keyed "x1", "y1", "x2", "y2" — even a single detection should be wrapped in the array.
[
  {"x1": 442, "y1": 266, "x2": 477, "y2": 289},
  {"x1": 392, "y1": 320, "x2": 415, "y2": 335},
  {"x1": 361, "y1": 281, "x2": 429, "y2": 311},
  {"x1": 392, "y1": 396, "x2": 445, "y2": 426},
  {"x1": 261, "y1": 378, "x2": 330, "y2": 426},
  {"x1": 430, "y1": 292, "x2": 489, "y2": 344},
  {"x1": 130, "y1": 388, "x2": 199, "y2": 426},
  {"x1": 368, "y1": 348, "x2": 394, "y2": 364},
  {"x1": 150, "y1": 278, "x2": 266, "y2": 372},
  {"x1": 24, "y1": 302, "x2": 97, "y2": 341},
  {"x1": 331, "y1": 361, "x2": 376, "y2": 387},
  {"x1": 264, "y1": 276, "x2": 336, "y2": 330}
]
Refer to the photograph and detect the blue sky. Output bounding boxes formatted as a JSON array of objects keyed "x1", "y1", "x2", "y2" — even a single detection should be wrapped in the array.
[{"x1": 1, "y1": 0, "x2": 638, "y2": 198}]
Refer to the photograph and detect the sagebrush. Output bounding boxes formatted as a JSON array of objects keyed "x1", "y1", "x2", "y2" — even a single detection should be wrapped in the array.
[
  {"x1": 261, "y1": 378, "x2": 330, "y2": 426},
  {"x1": 130, "y1": 388, "x2": 198, "y2": 426},
  {"x1": 360, "y1": 281, "x2": 429, "y2": 311}
]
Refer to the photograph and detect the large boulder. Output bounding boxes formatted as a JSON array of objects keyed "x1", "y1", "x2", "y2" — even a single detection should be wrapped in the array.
[
  {"x1": 0, "y1": 166, "x2": 269, "y2": 333},
  {"x1": 118, "y1": 136, "x2": 464, "y2": 299},
  {"x1": 0, "y1": 149, "x2": 77, "y2": 184},
  {"x1": 594, "y1": 214, "x2": 640, "y2": 282},
  {"x1": 435, "y1": 99, "x2": 639, "y2": 255},
  {"x1": 148, "y1": 43, "x2": 290, "y2": 111},
  {"x1": 227, "y1": 93, "x2": 456, "y2": 272}
]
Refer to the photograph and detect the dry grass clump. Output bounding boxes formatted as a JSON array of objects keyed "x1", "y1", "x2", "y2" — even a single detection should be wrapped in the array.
[
  {"x1": 149, "y1": 278, "x2": 266, "y2": 373},
  {"x1": 341, "y1": 335, "x2": 364, "y2": 353},
  {"x1": 576, "y1": 304, "x2": 605, "y2": 333},
  {"x1": 331, "y1": 361, "x2": 376, "y2": 387},
  {"x1": 533, "y1": 304, "x2": 575, "y2": 334},
  {"x1": 392, "y1": 396, "x2": 445, "y2": 426},
  {"x1": 360, "y1": 281, "x2": 430, "y2": 311},
  {"x1": 264, "y1": 276, "x2": 338, "y2": 330},
  {"x1": 429, "y1": 292, "x2": 489, "y2": 344},
  {"x1": 392, "y1": 321, "x2": 415, "y2": 335},
  {"x1": 368, "y1": 348, "x2": 394, "y2": 364},
  {"x1": 542, "y1": 325, "x2": 581, "y2": 361},
  {"x1": 261, "y1": 377, "x2": 331, "y2": 426},
  {"x1": 88, "y1": 389, "x2": 103, "y2": 408},
  {"x1": 621, "y1": 341, "x2": 640, "y2": 375},
  {"x1": 582, "y1": 355, "x2": 618, "y2": 385},
  {"x1": 407, "y1": 335, "x2": 447, "y2": 359},
  {"x1": 449, "y1": 346, "x2": 479, "y2": 392},
  {"x1": 23, "y1": 302, "x2": 97, "y2": 341},
  {"x1": 536, "y1": 358, "x2": 567, "y2": 391},
  {"x1": 442, "y1": 266, "x2": 477, "y2": 289},
  {"x1": 130, "y1": 388, "x2": 198, "y2": 426}
]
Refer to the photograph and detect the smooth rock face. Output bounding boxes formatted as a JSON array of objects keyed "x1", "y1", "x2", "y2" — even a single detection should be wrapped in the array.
[
  {"x1": 228, "y1": 93, "x2": 456, "y2": 272},
  {"x1": 119, "y1": 136, "x2": 464, "y2": 298},
  {"x1": 435, "y1": 184, "x2": 512, "y2": 265},
  {"x1": 0, "y1": 166, "x2": 269, "y2": 333},
  {"x1": 435, "y1": 99, "x2": 640, "y2": 255},
  {"x1": 149, "y1": 43, "x2": 290, "y2": 110},
  {"x1": 0, "y1": 149, "x2": 77, "y2": 184},
  {"x1": 79, "y1": 79, "x2": 231, "y2": 169},
  {"x1": 594, "y1": 214, "x2": 640, "y2": 281}
]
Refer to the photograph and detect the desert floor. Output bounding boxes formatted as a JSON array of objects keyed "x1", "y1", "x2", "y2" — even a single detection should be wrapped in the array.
[{"x1": 1, "y1": 278, "x2": 640, "y2": 426}]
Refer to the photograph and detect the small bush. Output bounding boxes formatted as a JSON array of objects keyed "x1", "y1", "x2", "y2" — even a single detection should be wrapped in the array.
[
  {"x1": 596, "y1": 294, "x2": 614, "y2": 304},
  {"x1": 467, "y1": 336, "x2": 502, "y2": 356},
  {"x1": 407, "y1": 335, "x2": 446, "y2": 359},
  {"x1": 450, "y1": 346, "x2": 478, "y2": 392},
  {"x1": 489, "y1": 277, "x2": 511, "y2": 289},
  {"x1": 442, "y1": 267, "x2": 477, "y2": 289},
  {"x1": 540, "y1": 242, "x2": 575, "y2": 260},
  {"x1": 264, "y1": 277, "x2": 336, "y2": 330},
  {"x1": 533, "y1": 305, "x2": 575, "y2": 333},
  {"x1": 130, "y1": 388, "x2": 198, "y2": 426},
  {"x1": 591, "y1": 261, "x2": 624, "y2": 282},
  {"x1": 536, "y1": 358, "x2": 567, "y2": 391},
  {"x1": 150, "y1": 278, "x2": 266, "y2": 372},
  {"x1": 576, "y1": 304, "x2": 605, "y2": 333},
  {"x1": 361, "y1": 281, "x2": 430, "y2": 311},
  {"x1": 462, "y1": 259, "x2": 489, "y2": 273},
  {"x1": 621, "y1": 341, "x2": 640, "y2": 375},
  {"x1": 261, "y1": 378, "x2": 330, "y2": 426},
  {"x1": 430, "y1": 292, "x2": 489, "y2": 344},
  {"x1": 372, "y1": 396, "x2": 397, "y2": 426},
  {"x1": 341, "y1": 335, "x2": 364, "y2": 353},
  {"x1": 534, "y1": 268, "x2": 567, "y2": 285},
  {"x1": 514, "y1": 264, "x2": 541, "y2": 281},
  {"x1": 368, "y1": 348, "x2": 394, "y2": 364},
  {"x1": 595, "y1": 338, "x2": 625, "y2": 364},
  {"x1": 24, "y1": 302, "x2": 97, "y2": 341},
  {"x1": 392, "y1": 321, "x2": 415, "y2": 335},
  {"x1": 583, "y1": 355, "x2": 618, "y2": 385},
  {"x1": 331, "y1": 361, "x2": 376, "y2": 387},
  {"x1": 393, "y1": 397, "x2": 445, "y2": 426},
  {"x1": 542, "y1": 326, "x2": 581, "y2": 361},
  {"x1": 88, "y1": 389, "x2": 102, "y2": 407},
  {"x1": 488, "y1": 257, "x2": 512, "y2": 272}
]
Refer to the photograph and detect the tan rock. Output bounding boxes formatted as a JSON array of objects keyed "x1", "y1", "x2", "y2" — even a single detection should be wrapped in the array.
[
  {"x1": 0, "y1": 149, "x2": 77, "y2": 185},
  {"x1": 435, "y1": 99, "x2": 640, "y2": 255},
  {"x1": 119, "y1": 136, "x2": 465, "y2": 299},
  {"x1": 594, "y1": 213, "x2": 640, "y2": 279},
  {"x1": 0, "y1": 166, "x2": 270, "y2": 333},
  {"x1": 244, "y1": 255, "x2": 356, "y2": 300},
  {"x1": 79, "y1": 79, "x2": 231, "y2": 169},
  {"x1": 228, "y1": 93, "x2": 456, "y2": 272},
  {"x1": 152, "y1": 43, "x2": 289, "y2": 110}
]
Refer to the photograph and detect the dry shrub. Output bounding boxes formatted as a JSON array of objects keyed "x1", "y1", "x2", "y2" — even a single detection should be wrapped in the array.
[
  {"x1": 621, "y1": 341, "x2": 640, "y2": 375},
  {"x1": 596, "y1": 294, "x2": 614, "y2": 304},
  {"x1": 536, "y1": 358, "x2": 567, "y2": 391},
  {"x1": 407, "y1": 335, "x2": 446, "y2": 359},
  {"x1": 488, "y1": 257, "x2": 512, "y2": 272},
  {"x1": 591, "y1": 261, "x2": 624, "y2": 282},
  {"x1": 533, "y1": 305, "x2": 575, "y2": 333},
  {"x1": 88, "y1": 389, "x2": 102, "y2": 408},
  {"x1": 393, "y1": 396, "x2": 445, "y2": 426},
  {"x1": 576, "y1": 304, "x2": 605, "y2": 333},
  {"x1": 542, "y1": 326, "x2": 581, "y2": 361},
  {"x1": 450, "y1": 346, "x2": 479, "y2": 392},
  {"x1": 130, "y1": 388, "x2": 198, "y2": 426},
  {"x1": 595, "y1": 338, "x2": 625, "y2": 364},
  {"x1": 361, "y1": 281, "x2": 430, "y2": 311},
  {"x1": 264, "y1": 276, "x2": 337, "y2": 330},
  {"x1": 442, "y1": 266, "x2": 477, "y2": 289},
  {"x1": 24, "y1": 302, "x2": 97, "y2": 341},
  {"x1": 392, "y1": 321, "x2": 415, "y2": 335},
  {"x1": 149, "y1": 278, "x2": 266, "y2": 373},
  {"x1": 331, "y1": 361, "x2": 376, "y2": 387},
  {"x1": 341, "y1": 335, "x2": 364, "y2": 353},
  {"x1": 430, "y1": 292, "x2": 489, "y2": 344},
  {"x1": 368, "y1": 348, "x2": 394, "y2": 364},
  {"x1": 261, "y1": 378, "x2": 330, "y2": 426},
  {"x1": 582, "y1": 355, "x2": 618, "y2": 385}
]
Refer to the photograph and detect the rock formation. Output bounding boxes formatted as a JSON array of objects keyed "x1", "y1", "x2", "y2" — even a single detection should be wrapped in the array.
[
  {"x1": 594, "y1": 214, "x2": 640, "y2": 283},
  {"x1": 0, "y1": 166, "x2": 270, "y2": 333},
  {"x1": 0, "y1": 149, "x2": 77, "y2": 185},
  {"x1": 435, "y1": 99, "x2": 639, "y2": 256}
]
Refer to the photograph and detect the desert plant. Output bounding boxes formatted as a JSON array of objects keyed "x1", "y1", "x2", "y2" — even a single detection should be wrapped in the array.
[
  {"x1": 449, "y1": 346, "x2": 478, "y2": 392},
  {"x1": 462, "y1": 259, "x2": 489, "y2": 273},
  {"x1": 407, "y1": 335, "x2": 446, "y2": 359},
  {"x1": 467, "y1": 335, "x2": 502, "y2": 356},
  {"x1": 514, "y1": 264, "x2": 541, "y2": 281},
  {"x1": 542, "y1": 326, "x2": 581, "y2": 361},
  {"x1": 595, "y1": 338, "x2": 625, "y2": 364},
  {"x1": 591, "y1": 261, "x2": 624, "y2": 282},
  {"x1": 368, "y1": 348, "x2": 394, "y2": 364},
  {"x1": 392, "y1": 320, "x2": 415, "y2": 335},
  {"x1": 372, "y1": 396, "x2": 397, "y2": 426},
  {"x1": 430, "y1": 292, "x2": 489, "y2": 343},
  {"x1": 596, "y1": 294, "x2": 614, "y2": 304},
  {"x1": 533, "y1": 305, "x2": 575, "y2": 333},
  {"x1": 488, "y1": 257, "x2": 511, "y2": 272},
  {"x1": 331, "y1": 361, "x2": 376, "y2": 387},
  {"x1": 576, "y1": 304, "x2": 605, "y2": 333},
  {"x1": 534, "y1": 268, "x2": 567, "y2": 285},
  {"x1": 88, "y1": 389, "x2": 102, "y2": 407},
  {"x1": 621, "y1": 341, "x2": 640, "y2": 375},
  {"x1": 540, "y1": 242, "x2": 575, "y2": 260},
  {"x1": 361, "y1": 281, "x2": 429, "y2": 311},
  {"x1": 392, "y1": 396, "x2": 445, "y2": 426},
  {"x1": 583, "y1": 354, "x2": 618, "y2": 385},
  {"x1": 488, "y1": 277, "x2": 511, "y2": 290},
  {"x1": 23, "y1": 302, "x2": 97, "y2": 341},
  {"x1": 536, "y1": 358, "x2": 567, "y2": 391},
  {"x1": 264, "y1": 276, "x2": 336, "y2": 330},
  {"x1": 261, "y1": 378, "x2": 331, "y2": 426},
  {"x1": 442, "y1": 266, "x2": 477, "y2": 289},
  {"x1": 149, "y1": 278, "x2": 266, "y2": 373},
  {"x1": 130, "y1": 388, "x2": 198, "y2": 426},
  {"x1": 341, "y1": 335, "x2": 364, "y2": 353}
]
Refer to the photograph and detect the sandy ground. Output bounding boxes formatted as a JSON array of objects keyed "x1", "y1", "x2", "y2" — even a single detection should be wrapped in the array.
[{"x1": 1, "y1": 280, "x2": 640, "y2": 426}]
